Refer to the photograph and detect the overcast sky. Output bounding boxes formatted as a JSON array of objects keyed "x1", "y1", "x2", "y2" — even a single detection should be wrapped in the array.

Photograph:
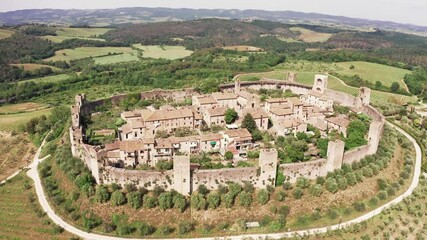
[{"x1": 1, "y1": 0, "x2": 426, "y2": 26}]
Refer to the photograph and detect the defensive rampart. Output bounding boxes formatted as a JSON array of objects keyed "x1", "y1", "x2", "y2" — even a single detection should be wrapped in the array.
[{"x1": 70, "y1": 76, "x2": 385, "y2": 191}]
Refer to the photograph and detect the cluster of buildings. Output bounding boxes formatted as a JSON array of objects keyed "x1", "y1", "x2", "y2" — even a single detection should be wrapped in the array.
[{"x1": 95, "y1": 74, "x2": 354, "y2": 169}]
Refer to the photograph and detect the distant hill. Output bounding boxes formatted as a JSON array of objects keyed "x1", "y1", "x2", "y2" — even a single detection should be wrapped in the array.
[{"x1": 0, "y1": 7, "x2": 426, "y2": 34}]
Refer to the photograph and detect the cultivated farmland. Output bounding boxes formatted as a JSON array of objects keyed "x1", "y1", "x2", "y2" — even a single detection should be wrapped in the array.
[
  {"x1": 10, "y1": 63, "x2": 61, "y2": 72},
  {"x1": 0, "y1": 108, "x2": 51, "y2": 132},
  {"x1": 41, "y1": 27, "x2": 111, "y2": 43},
  {"x1": 0, "y1": 102, "x2": 47, "y2": 114},
  {"x1": 290, "y1": 27, "x2": 333, "y2": 42},
  {"x1": 133, "y1": 44, "x2": 193, "y2": 60},
  {"x1": 0, "y1": 173, "x2": 73, "y2": 239},
  {"x1": 43, "y1": 47, "x2": 137, "y2": 62},
  {"x1": 18, "y1": 74, "x2": 70, "y2": 85},
  {"x1": 0, "y1": 29, "x2": 14, "y2": 39},
  {"x1": 94, "y1": 52, "x2": 140, "y2": 65}
]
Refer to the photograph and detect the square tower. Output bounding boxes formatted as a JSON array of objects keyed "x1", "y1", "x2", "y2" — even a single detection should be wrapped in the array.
[
  {"x1": 257, "y1": 149, "x2": 278, "y2": 188},
  {"x1": 173, "y1": 155, "x2": 191, "y2": 196},
  {"x1": 359, "y1": 87, "x2": 371, "y2": 106},
  {"x1": 312, "y1": 74, "x2": 328, "y2": 94}
]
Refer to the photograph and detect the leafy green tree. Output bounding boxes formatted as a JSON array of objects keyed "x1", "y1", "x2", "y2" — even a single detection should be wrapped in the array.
[
  {"x1": 224, "y1": 151, "x2": 234, "y2": 160},
  {"x1": 276, "y1": 171, "x2": 286, "y2": 186},
  {"x1": 345, "y1": 172, "x2": 357, "y2": 186},
  {"x1": 143, "y1": 195, "x2": 158, "y2": 208},
  {"x1": 197, "y1": 185, "x2": 210, "y2": 196},
  {"x1": 95, "y1": 185, "x2": 110, "y2": 203},
  {"x1": 293, "y1": 187, "x2": 304, "y2": 199},
  {"x1": 345, "y1": 120, "x2": 368, "y2": 150},
  {"x1": 276, "y1": 190, "x2": 286, "y2": 201},
  {"x1": 82, "y1": 211, "x2": 102, "y2": 231},
  {"x1": 278, "y1": 205, "x2": 290, "y2": 217},
  {"x1": 336, "y1": 175, "x2": 348, "y2": 190},
  {"x1": 178, "y1": 221, "x2": 194, "y2": 235},
  {"x1": 309, "y1": 184, "x2": 323, "y2": 197},
  {"x1": 326, "y1": 178, "x2": 339, "y2": 193},
  {"x1": 207, "y1": 192, "x2": 221, "y2": 209},
  {"x1": 390, "y1": 82, "x2": 400, "y2": 92},
  {"x1": 173, "y1": 194, "x2": 187, "y2": 212},
  {"x1": 158, "y1": 192, "x2": 173, "y2": 210},
  {"x1": 190, "y1": 193, "x2": 207, "y2": 210},
  {"x1": 221, "y1": 192, "x2": 234, "y2": 208},
  {"x1": 225, "y1": 108, "x2": 238, "y2": 124},
  {"x1": 135, "y1": 221, "x2": 155, "y2": 236},
  {"x1": 111, "y1": 190, "x2": 126, "y2": 206},
  {"x1": 127, "y1": 191, "x2": 143, "y2": 209},
  {"x1": 241, "y1": 113, "x2": 257, "y2": 133},
  {"x1": 228, "y1": 182, "x2": 243, "y2": 198},
  {"x1": 257, "y1": 189, "x2": 270, "y2": 205},
  {"x1": 296, "y1": 177, "x2": 311, "y2": 189},
  {"x1": 238, "y1": 191, "x2": 252, "y2": 207}
]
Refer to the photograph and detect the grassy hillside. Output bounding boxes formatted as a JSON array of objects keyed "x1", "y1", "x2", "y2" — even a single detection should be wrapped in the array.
[
  {"x1": 0, "y1": 28, "x2": 14, "y2": 39},
  {"x1": 0, "y1": 108, "x2": 51, "y2": 132},
  {"x1": 133, "y1": 44, "x2": 193, "y2": 59},
  {"x1": 43, "y1": 47, "x2": 137, "y2": 62},
  {"x1": 40, "y1": 27, "x2": 111, "y2": 43},
  {"x1": 290, "y1": 27, "x2": 333, "y2": 42},
  {"x1": 10, "y1": 63, "x2": 61, "y2": 72},
  {"x1": 18, "y1": 74, "x2": 70, "y2": 85}
]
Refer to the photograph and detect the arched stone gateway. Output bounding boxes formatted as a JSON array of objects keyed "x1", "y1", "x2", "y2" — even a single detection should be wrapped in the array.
[{"x1": 69, "y1": 75, "x2": 385, "y2": 194}]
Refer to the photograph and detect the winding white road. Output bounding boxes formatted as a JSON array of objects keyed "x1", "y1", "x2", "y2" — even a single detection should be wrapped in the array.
[{"x1": 26, "y1": 122, "x2": 422, "y2": 240}]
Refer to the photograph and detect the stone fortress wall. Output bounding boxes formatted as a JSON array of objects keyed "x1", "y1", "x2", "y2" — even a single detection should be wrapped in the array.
[{"x1": 70, "y1": 74, "x2": 385, "y2": 194}]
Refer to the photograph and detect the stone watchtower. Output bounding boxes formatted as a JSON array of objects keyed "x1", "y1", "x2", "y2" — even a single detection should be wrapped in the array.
[
  {"x1": 257, "y1": 149, "x2": 278, "y2": 188},
  {"x1": 234, "y1": 79, "x2": 241, "y2": 93},
  {"x1": 323, "y1": 140, "x2": 345, "y2": 174},
  {"x1": 173, "y1": 155, "x2": 191, "y2": 196},
  {"x1": 355, "y1": 87, "x2": 371, "y2": 108},
  {"x1": 71, "y1": 94, "x2": 86, "y2": 129},
  {"x1": 312, "y1": 74, "x2": 328, "y2": 94}
]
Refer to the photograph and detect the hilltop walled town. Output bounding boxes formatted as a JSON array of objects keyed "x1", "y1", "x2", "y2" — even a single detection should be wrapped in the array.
[{"x1": 70, "y1": 74, "x2": 385, "y2": 196}]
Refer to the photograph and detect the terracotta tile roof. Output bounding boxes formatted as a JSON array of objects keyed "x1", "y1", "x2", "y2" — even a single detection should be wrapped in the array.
[
  {"x1": 119, "y1": 140, "x2": 144, "y2": 152},
  {"x1": 196, "y1": 95, "x2": 217, "y2": 105},
  {"x1": 265, "y1": 98, "x2": 288, "y2": 103},
  {"x1": 206, "y1": 107, "x2": 227, "y2": 117},
  {"x1": 200, "y1": 133, "x2": 223, "y2": 141},
  {"x1": 237, "y1": 90, "x2": 259, "y2": 100},
  {"x1": 224, "y1": 128, "x2": 252, "y2": 140},
  {"x1": 105, "y1": 141, "x2": 120, "y2": 151},
  {"x1": 120, "y1": 123, "x2": 133, "y2": 134},
  {"x1": 146, "y1": 108, "x2": 194, "y2": 122},
  {"x1": 244, "y1": 108, "x2": 269, "y2": 119},
  {"x1": 155, "y1": 138, "x2": 173, "y2": 149},
  {"x1": 326, "y1": 116, "x2": 350, "y2": 128},
  {"x1": 128, "y1": 118, "x2": 145, "y2": 129},
  {"x1": 270, "y1": 107, "x2": 293, "y2": 116},
  {"x1": 287, "y1": 97, "x2": 303, "y2": 106},
  {"x1": 212, "y1": 92, "x2": 238, "y2": 101},
  {"x1": 143, "y1": 138, "x2": 155, "y2": 144},
  {"x1": 135, "y1": 109, "x2": 154, "y2": 121},
  {"x1": 122, "y1": 111, "x2": 141, "y2": 118}
]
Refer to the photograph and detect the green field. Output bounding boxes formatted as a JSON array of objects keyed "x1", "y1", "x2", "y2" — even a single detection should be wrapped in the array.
[
  {"x1": 290, "y1": 27, "x2": 333, "y2": 43},
  {"x1": 0, "y1": 108, "x2": 51, "y2": 132},
  {"x1": 10, "y1": 63, "x2": 61, "y2": 72},
  {"x1": 40, "y1": 27, "x2": 111, "y2": 43},
  {"x1": 18, "y1": 74, "x2": 70, "y2": 85},
  {"x1": 43, "y1": 47, "x2": 137, "y2": 62},
  {"x1": 0, "y1": 29, "x2": 14, "y2": 40},
  {"x1": 0, "y1": 173, "x2": 73, "y2": 239},
  {"x1": 132, "y1": 44, "x2": 193, "y2": 60},
  {"x1": 279, "y1": 60, "x2": 411, "y2": 88},
  {"x1": 94, "y1": 52, "x2": 140, "y2": 64},
  {"x1": 237, "y1": 70, "x2": 417, "y2": 105},
  {"x1": 0, "y1": 102, "x2": 47, "y2": 114}
]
